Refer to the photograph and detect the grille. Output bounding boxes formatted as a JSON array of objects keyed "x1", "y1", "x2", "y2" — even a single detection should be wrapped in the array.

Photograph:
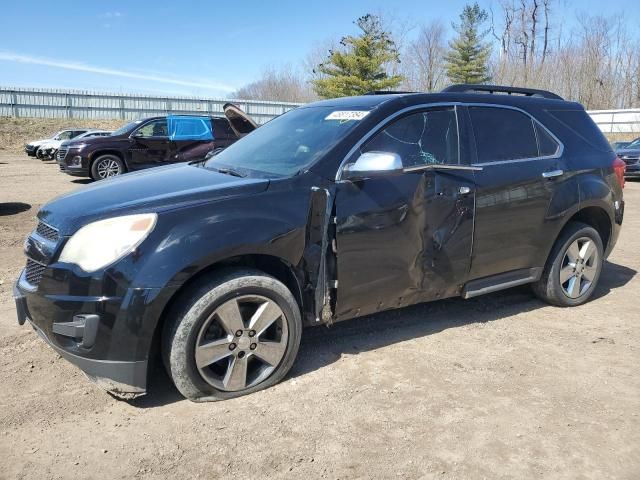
[
  {"x1": 36, "y1": 221, "x2": 59, "y2": 241},
  {"x1": 57, "y1": 148, "x2": 68, "y2": 162},
  {"x1": 621, "y1": 157, "x2": 639, "y2": 166},
  {"x1": 25, "y1": 259, "x2": 46, "y2": 286}
]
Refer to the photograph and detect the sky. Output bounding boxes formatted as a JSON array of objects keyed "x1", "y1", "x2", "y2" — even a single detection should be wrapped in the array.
[{"x1": 0, "y1": 0, "x2": 636, "y2": 98}]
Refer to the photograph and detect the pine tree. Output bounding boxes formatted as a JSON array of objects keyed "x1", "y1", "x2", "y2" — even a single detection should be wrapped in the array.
[
  {"x1": 445, "y1": 3, "x2": 492, "y2": 84},
  {"x1": 312, "y1": 14, "x2": 403, "y2": 98}
]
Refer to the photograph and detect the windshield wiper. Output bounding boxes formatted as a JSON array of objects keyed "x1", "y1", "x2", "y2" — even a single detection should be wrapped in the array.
[{"x1": 213, "y1": 167, "x2": 246, "y2": 178}]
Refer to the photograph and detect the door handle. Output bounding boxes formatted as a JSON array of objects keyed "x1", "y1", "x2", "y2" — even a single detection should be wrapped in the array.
[{"x1": 542, "y1": 169, "x2": 564, "y2": 178}]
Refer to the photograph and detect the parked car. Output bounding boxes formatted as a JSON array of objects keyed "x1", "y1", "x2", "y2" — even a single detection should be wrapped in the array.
[
  {"x1": 56, "y1": 130, "x2": 112, "y2": 166},
  {"x1": 611, "y1": 140, "x2": 632, "y2": 150},
  {"x1": 14, "y1": 84, "x2": 625, "y2": 401},
  {"x1": 24, "y1": 129, "x2": 87, "y2": 158},
  {"x1": 57, "y1": 105, "x2": 256, "y2": 180},
  {"x1": 615, "y1": 137, "x2": 640, "y2": 178}
]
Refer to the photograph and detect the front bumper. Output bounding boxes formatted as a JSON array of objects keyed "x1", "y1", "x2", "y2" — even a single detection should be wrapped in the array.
[
  {"x1": 14, "y1": 268, "x2": 172, "y2": 395},
  {"x1": 59, "y1": 152, "x2": 90, "y2": 177},
  {"x1": 25, "y1": 145, "x2": 37, "y2": 156}
]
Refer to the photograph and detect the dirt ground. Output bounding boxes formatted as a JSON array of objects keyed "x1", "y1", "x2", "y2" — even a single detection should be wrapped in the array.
[{"x1": 0, "y1": 152, "x2": 638, "y2": 480}]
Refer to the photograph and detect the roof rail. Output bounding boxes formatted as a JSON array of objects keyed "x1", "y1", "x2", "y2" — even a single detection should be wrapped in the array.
[
  {"x1": 365, "y1": 90, "x2": 419, "y2": 95},
  {"x1": 441, "y1": 84, "x2": 563, "y2": 100}
]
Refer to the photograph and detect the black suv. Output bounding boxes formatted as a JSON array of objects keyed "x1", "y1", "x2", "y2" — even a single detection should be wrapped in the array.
[
  {"x1": 14, "y1": 85, "x2": 626, "y2": 401},
  {"x1": 57, "y1": 104, "x2": 257, "y2": 180}
]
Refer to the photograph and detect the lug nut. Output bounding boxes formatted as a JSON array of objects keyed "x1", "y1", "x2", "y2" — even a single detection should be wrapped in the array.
[
  {"x1": 250, "y1": 343, "x2": 257, "y2": 350},
  {"x1": 235, "y1": 330, "x2": 243, "y2": 337},
  {"x1": 238, "y1": 351, "x2": 246, "y2": 358},
  {"x1": 248, "y1": 330, "x2": 256, "y2": 337},
  {"x1": 229, "y1": 343, "x2": 236, "y2": 350}
]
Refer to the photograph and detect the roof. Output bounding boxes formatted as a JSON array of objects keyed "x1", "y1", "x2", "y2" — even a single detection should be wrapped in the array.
[{"x1": 304, "y1": 88, "x2": 580, "y2": 112}]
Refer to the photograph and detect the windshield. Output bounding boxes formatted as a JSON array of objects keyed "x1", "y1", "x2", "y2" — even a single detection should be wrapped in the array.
[
  {"x1": 205, "y1": 106, "x2": 368, "y2": 176},
  {"x1": 54, "y1": 131, "x2": 74, "y2": 140},
  {"x1": 111, "y1": 120, "x2": 143, "y2": 136},
  {"x1": 626, "y1": 138, "x2": 640, "y2": 149}
]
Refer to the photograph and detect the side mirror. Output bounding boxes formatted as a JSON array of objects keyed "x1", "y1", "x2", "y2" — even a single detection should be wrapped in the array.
[
  {"x1": 342, "y1": 152, "x2": 403, "y2": 181},
  {"x1": 131, "y1": 131, "x2": 144, "y2": 138}
]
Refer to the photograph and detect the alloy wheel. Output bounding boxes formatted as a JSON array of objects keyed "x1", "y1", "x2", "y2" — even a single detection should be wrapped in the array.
[
  {"x1": 559, "y1": 237, "x2": 599, "y2": 299},
  {"x1": 96, "y1": 158, "x2": 121, "y2": 178},
  {"x1": 194, "y1": 295, "x2": 289, "y2": 392}
]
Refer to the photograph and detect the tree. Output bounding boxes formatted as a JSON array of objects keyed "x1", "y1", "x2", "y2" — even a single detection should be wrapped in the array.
[
  {"x1": 445, "y1": 3, "x2": 492, "y2": 84},
  {"x1": 233, "y1": 65, "x2": 316, "y2": 103},
  {"x1": 403, "y1": 21, "x2": 447, "y2": 92},
  {"x1": 312, "y1": 14, "x2": 403, "y2": 98}
]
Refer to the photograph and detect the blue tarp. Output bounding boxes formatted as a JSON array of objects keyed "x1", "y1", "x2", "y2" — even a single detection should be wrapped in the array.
[{"x1": 167, "y1": 115, "x2": 214, "y2": 141}]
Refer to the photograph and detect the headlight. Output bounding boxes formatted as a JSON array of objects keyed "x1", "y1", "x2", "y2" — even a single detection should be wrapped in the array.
[
  {"x1": 59, "y1": 214, "x2": 157, "y2": 272},
  {"x1": 70, "y1": 143, "x2": 86, "y2": 151}
]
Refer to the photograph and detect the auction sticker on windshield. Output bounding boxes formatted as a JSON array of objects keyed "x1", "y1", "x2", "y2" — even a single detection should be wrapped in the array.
[{"x1": 325, "y1": 111, "x2": 370, "y2": 121}]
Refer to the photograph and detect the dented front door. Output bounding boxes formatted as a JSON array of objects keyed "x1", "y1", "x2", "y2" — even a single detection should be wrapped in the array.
[{"x1": 333, "y1": 106, "x2": 476, "y2": 320}]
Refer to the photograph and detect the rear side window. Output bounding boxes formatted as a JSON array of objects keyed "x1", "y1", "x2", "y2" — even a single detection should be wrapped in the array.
[
  {"x1": 168, "y1": 116, "x2": 213, "y2": 141},
  {"x1": 534, "y1": 123, "x2": 559, "y2": 156},
  {"x1": 469, "y1": 107, "x2": 538, "y2": 162},
  {"x1": 546, "y1": 109, "x2": 612, "y2": 152},
  {"x1": 363, "y1": 108, "x2": 459, "y2": 167}
]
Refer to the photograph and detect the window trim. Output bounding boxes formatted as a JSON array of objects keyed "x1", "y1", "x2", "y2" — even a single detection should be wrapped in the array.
[
  {"x1": 335, "y1": 102, "x2": 564, "y2": 180},
  {"x1": 467, "y1": 104, "x2": 562, "y2": 166}
]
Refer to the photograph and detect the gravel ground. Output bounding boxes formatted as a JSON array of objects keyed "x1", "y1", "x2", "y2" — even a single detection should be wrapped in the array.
[{"x1": 0, "y1": 152, "x2": 639, "y2": 479}]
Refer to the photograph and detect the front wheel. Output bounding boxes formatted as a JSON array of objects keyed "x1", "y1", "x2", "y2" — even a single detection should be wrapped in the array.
[
  {"x1": 162, "y1": 269, "x2": 302, "y2": 401},
  {"x1": 91, "y1": 154, "x2": 125, "y2": 180},
  {"x1": 532, "y1": 222, "x2": 604, "y2": 307}
]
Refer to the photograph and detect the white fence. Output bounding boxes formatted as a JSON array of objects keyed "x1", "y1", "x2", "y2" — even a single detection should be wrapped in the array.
[
  {"x1": 0, "y1": 87, "x2": 302, "y2": 125},
  {"x1": 1, "y1": 87, "x2": 638, "y2": 135},
  {"x1": 588, "y1": 109, "x2": 640, "y2": 135}
]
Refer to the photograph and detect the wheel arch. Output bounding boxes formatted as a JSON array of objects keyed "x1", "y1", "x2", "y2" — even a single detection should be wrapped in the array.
[{"x1": 146, "y1": 254, "x2": 305, "y2": 376}]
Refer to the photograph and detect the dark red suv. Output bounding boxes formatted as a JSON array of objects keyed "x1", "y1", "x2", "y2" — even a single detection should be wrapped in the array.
[{"x1": 57, "y1": 104, "x2": 257, "y2": 180}]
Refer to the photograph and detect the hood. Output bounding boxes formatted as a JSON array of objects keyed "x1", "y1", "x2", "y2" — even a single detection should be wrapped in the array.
[
  {"x1": 617, "y1": 148, "x2": 640, "y2": 157},
  {"x1": 38, "y1": 163, "x2": 269, "y2": 234},
  {"x1": 67, "y1": 134, "x2": 120, "y2": 149},
  {"x1": 27, "y1": 139, "x2": 49, "y2": 147},
  {"x1": 224, "y1": 103, "x2": 258, "y2": 137}
]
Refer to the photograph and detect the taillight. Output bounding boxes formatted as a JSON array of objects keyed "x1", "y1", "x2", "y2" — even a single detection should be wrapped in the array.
[{"x1": 613, "y1": 156, "x2": 626, "y2": 189}]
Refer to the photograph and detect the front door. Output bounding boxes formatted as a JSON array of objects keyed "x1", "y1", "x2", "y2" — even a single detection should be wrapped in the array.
[
  {"x1": 334, "y1": 106, "x2": 476, "y2": 320},
  {"x1": 129, "y1": 118, "x2": 171, "y2": 170}
]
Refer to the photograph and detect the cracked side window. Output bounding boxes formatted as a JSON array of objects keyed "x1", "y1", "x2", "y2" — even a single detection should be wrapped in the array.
[{"x1": 362, "y1": 108, "x2": 459, "y2": 167}]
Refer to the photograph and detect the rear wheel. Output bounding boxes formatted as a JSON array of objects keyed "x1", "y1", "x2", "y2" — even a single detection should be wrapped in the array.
[
  {"x1": 162, "y1": 269, "x2": 302, "y2": 401},
  {"x1": 91, "y1": 154, "x2": 124, "y2": 180},
  {"x1": 532, "y1": 222, "x2": 604, "y2": 307}
]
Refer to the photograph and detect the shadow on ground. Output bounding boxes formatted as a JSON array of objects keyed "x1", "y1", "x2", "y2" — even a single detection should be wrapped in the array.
[
  {"x1": 128, "y1": 260, "x2": 636, "y2": 408},
  {"x1": 0, "y1": 202, "x2": 31, "y2": 216}
]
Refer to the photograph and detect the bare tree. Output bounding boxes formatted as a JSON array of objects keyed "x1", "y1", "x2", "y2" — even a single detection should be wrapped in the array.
[
  {"x1": 234, "y1": 65, "x2": 316, "y2": 103},
  {"x1": 402, "y1": 21, "x2": 447, "y2": 92}
]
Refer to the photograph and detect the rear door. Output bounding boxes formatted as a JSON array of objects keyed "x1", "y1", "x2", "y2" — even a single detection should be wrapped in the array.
[
  {"x1": 334, "y1": 106, "x2": 477, "y2": 320},
  {"x1": 129, "y1": 118, "x2": 171, "y2": 169},
  {"x1": 464, "y1": 105, "x2": 566, "y2": 280},
  {"x1": 168, "y1": 116, "x2": 215, "y2": 162}
]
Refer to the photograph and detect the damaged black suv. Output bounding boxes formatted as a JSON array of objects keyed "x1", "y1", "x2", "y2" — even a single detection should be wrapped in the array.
[{"x1": 14, "y1": 85, "x2": 625, "y2": 401}]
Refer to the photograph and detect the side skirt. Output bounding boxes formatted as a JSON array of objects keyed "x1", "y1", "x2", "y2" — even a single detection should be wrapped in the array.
[{"x1": 462, "y1": 267, "x2": 542, "y2": 299}]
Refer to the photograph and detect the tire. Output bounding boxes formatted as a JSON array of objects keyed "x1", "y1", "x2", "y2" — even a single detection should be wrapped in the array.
[
  {"x1": 90, "y1": 154, "x2": 125, "y2": 180},
  {"x1": 162, "y1": 268, "x2": 302, "y2": 402},
  {"x1": 532, "y1": 221, "x2": 604, "y2": 307},
  {"x1": 36, "y1": 148, "x2": 45, "y2": 160}
]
